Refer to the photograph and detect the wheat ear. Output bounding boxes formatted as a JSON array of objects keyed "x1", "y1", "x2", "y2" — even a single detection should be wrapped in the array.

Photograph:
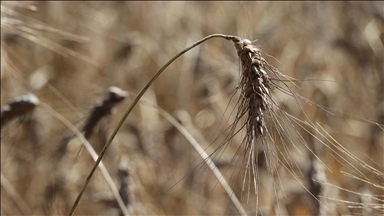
[
  {"x1": 82, "y1": 86, "x2": 128, "y2": 139},
  {"x1": 56, "y1": 86, "x2": 128, "y2": 160},
  {"x1": 1, "y1": 93, "x2": 39, "y2": 130}
]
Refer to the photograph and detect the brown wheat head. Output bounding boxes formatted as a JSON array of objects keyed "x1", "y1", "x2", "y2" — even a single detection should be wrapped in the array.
[{"x1": 230, "y1": 37, "x2": 273, "y2": 168}]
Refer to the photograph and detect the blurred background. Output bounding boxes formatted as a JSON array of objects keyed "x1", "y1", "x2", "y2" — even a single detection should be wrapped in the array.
[{"x1": 1, "y1": 1, "x2": 383, "y2": 215}]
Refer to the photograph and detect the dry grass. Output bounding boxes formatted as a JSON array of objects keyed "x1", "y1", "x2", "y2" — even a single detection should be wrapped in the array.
[{"x1": 1, "y1": 1, "x2": 383, "y2": 216}]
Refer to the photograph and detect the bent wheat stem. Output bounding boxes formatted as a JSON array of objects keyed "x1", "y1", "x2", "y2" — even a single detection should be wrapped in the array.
[{"x1": 68, "y1": 34, "x2": 238, "y2": 216}]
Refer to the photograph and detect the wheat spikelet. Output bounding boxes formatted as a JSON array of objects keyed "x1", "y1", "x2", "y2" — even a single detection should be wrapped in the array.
[
  {"x1": 117, "y1": 159, "x2": 131, "y2": 216},
  {"x1": 55, "y1": 86, "x2": 128, "y2": 159},
  {"x1": 1, "y1": 93, "x2": 39, "y2": 130},
  {"x1": 87, "y1": 159, "x2": 132, "y2": 215},
  {"x1": 82, "y1": 86, "x2": 128, "y2": 139}
]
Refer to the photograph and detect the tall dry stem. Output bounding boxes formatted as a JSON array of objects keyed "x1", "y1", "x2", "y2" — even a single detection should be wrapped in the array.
[{"x1": 68, "y1": 34, "x2": 241, "y2": 216}]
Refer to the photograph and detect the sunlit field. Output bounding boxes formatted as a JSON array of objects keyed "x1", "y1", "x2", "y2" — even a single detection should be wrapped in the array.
[{"x1": 1, "y1": 2, "x2": 383, "y2": 216}]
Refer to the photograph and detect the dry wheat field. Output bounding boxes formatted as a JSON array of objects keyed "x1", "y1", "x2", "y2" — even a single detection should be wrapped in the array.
[{"x1": 1, "y1": 1, "x2": 383, "y2": 216}]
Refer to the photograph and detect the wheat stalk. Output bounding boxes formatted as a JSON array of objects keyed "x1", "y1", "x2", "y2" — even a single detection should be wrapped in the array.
[
  {"x1": 68, "y1": 34, "x2": 256, "y2": 216},
  {"x1": 68, "y1": 34, "x2": 240, "y2": 216}
]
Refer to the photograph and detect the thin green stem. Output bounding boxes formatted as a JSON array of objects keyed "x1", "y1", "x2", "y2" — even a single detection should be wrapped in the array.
[{"x1": 68, "y1": 34, "x2": 237, "y2": 216}]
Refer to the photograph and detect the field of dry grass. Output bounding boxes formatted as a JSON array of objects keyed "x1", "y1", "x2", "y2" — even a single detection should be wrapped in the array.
[{"x1": 1, "y1": 1, "x2": 383, "y2": 216}]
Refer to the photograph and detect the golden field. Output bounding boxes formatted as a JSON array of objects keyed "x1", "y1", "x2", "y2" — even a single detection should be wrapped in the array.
[{"x1": 1, "y1": 2, "x2": 383, "y2": 215}]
